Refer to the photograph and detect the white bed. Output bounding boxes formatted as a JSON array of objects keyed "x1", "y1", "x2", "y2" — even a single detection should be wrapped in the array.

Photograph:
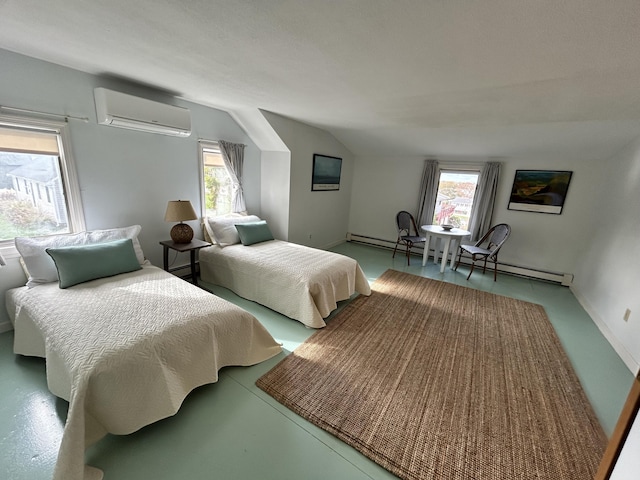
[
  {"x1": 6, "y1": 264, "x2": 282, "y2": 480},
  {"x1": 199, "y1": 239, "x2": 372, "y2": 328}
]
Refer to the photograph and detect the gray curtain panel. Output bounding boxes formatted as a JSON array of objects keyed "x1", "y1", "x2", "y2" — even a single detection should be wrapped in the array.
[
  {"x1": 219, "y1": 140, "x2": 247, "y2": 213},
  {"x1": 416, "y1": 159, "x2": 439, "y2": 227},
  {"x1": 468, "y1": 162, "x2": 500, "y2": 241}
]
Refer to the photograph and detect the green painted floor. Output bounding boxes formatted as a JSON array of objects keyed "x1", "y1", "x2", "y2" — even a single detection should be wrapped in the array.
[{"x1": 0, "y1": 242, "x2": 633, "y2": 480}]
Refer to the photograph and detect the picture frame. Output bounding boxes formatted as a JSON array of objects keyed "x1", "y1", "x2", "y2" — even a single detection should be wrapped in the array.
[
  {"x1": 508, "y1": 170, "x2": 573, "y2": 214},
  {"x1": 311, "y1": 154, "x2": 342, "y2": 191}
]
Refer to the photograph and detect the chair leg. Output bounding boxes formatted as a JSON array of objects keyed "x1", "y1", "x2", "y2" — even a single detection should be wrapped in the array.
[
  {"x1": 482, "y1": 257, "x2": 487, "y2": 274},
  {"x1": 454, "y1": 248, "x2": 462, "y2": 271},
  {"x1": 466, "y1": 256, "x2": 476, "y2": 280},
  {"x1": 405, "y1": 242, "x2": 411, "y2": 266},
  {"x1": 392, "y1": 239, "x2": 400, "y2": 258},
  {"x1": 493, "y1": 261, "x2": 498, "y2": 281}
]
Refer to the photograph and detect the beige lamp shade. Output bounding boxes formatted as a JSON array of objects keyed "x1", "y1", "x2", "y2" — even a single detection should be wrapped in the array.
[
  {"x1": 164, "y1": 200, "x2": 197, "y2": 222},
  {"x1": 164, "y1": 200, "x2": 197, "y2": 243}
]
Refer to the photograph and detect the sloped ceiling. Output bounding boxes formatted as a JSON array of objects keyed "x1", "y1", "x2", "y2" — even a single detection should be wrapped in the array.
[{"x1": 1, "y1": 0, "x2": 640, "y2": 159}]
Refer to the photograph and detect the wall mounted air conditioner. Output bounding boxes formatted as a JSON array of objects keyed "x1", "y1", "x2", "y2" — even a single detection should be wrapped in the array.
[{"x1": 94, "y1": 87, "x2": 191, "y2": 137}]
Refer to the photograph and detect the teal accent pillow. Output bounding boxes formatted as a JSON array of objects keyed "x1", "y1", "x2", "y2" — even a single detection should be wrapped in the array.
[
  {"x1": 46, "y1": 238, "x2": 142, "y2": 288},
  {"x1": 235, "y1": 221, "x2": 274, "y2": 246}
]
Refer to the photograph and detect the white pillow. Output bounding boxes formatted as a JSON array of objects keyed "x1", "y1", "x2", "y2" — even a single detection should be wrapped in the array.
[
  {"x1": 85, "y1": 226, "x2": 145, "y2": 263},
  {"x1": 204, "y1": 213, "x2": 246, "y2": 245},
  {"x1": 15, "y1": 225, "x2": 145, "y2": 288},
  {"x1": 208, "y1": 214, "x2": 261, "y2": 247}
]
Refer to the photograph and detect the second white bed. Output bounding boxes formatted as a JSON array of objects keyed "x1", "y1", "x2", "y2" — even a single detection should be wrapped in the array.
[{"x1": 199, "y1": 240, "x2": 371, "y2": 328}]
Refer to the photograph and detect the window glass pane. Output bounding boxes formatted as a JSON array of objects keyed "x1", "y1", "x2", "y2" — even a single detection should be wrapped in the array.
[
  {"x1": 0, "y1": 150, "x2": 69, "y2": 241},
  {"x1": 202, "y1": 149, "x2": 233, "y2": 217},
  {"x1": 433, "y1": 171, "x2": 479, "y2": 230},
  {"x1": 0, "y1": 151, "x2": 70, "y2": 240}
]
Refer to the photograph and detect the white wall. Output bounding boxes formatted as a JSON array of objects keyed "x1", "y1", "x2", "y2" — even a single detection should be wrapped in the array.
[
  {"x1": 263, "y1": 112, "x2": 354, "y2": 249},
  {"x1": 260, "y1": 150, "x2": 291, "y2": 240},
  {"x1": 0, "y1": 48, "x2": 259, "y2": 329},
  {"x1": 572, "y1": 137, "x2": 640, "y2": 373},
  {"x1": 349, "y1": 155, "x2": 426, "y2": 243},
  {"x1": 349, "y1": 154, "x2": 607, "y2": 276}
]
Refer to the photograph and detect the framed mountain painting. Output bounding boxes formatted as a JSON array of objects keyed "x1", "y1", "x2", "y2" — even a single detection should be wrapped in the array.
[{"x1": 508, "y1": 170, "x2": 573, "y2": 214}]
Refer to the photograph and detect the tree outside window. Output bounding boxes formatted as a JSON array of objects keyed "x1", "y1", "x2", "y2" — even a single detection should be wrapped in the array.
[{"x1": 201, "y1": 147, "x2": 233, "y2": 218}]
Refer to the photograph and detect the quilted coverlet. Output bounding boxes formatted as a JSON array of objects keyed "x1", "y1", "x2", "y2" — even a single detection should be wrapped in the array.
[
  {"x1": 199, "y1": 240, "x2": 371, "y2": 328},
  {"x1": 8, "y1": 265, "x2": 282, "y2": 480}
]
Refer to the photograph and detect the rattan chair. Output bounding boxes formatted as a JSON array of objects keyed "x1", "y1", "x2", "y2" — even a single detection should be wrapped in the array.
[
  {"x1": 454, "y1": 223, "x2": 511, "y2": 281},
  {"x1": 392, "y1": 211, "x2": 426, "y2": 266}
]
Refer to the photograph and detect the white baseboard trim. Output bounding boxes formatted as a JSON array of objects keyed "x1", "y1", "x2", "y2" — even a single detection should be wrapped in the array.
[
  {"x1": 347, "y1": 232, "x2": 573, "y2": 285},
  {"x1": 323, "y1": 239, "x2": 347, "y2": 250},
  {"x1": 571, "y1": 285, "x2": 639, "y2": 375}
]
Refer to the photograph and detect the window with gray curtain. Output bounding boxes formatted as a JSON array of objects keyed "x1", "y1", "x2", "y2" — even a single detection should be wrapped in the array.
[
  {"x1": 467, "y1": 162, "x2": 501, "y2": 241},
  {"x1": 219, "y1": 140, "x2": 246, "y2": 213},
  {"x1": 416, "y1": 160, "x2": 500, "y2": 242}
]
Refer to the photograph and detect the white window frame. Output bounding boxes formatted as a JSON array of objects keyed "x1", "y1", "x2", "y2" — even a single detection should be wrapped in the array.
[
  {"x1": 0, "y1": 114, "x2": 85, "y2": 259},
  {"x1": 433, "y1": 163, "x2": 482, "y2": 230}
]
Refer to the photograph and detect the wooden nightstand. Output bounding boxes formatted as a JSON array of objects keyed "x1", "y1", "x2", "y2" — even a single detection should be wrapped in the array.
[{"x1": 159, "y1": 238, "x2": 212, "y2": 286}]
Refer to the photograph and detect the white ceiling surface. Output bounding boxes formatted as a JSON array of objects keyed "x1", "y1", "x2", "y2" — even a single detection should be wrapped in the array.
[{"x1": 2, "y1": 0, "x2": 640, "y2": 159}]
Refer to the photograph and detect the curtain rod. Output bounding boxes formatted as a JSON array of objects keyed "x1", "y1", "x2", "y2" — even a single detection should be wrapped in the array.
[
  {"x1": 198, "y1": 138, "x2": 247, "y2": 146},
  {"x1": 0, "y1": 105, "x2": 90, "y2": 123}
]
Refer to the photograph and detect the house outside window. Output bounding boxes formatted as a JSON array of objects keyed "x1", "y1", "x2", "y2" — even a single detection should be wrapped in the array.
[
  {"x1": 432, "y1": 169, "x2": 480, "y2": 231},
  {"x1": 200, "y1": 141, "x2": 233, "y2": 218},
  {"x1": 0, "y1": 116, "x2": 85, "y2": 249}
]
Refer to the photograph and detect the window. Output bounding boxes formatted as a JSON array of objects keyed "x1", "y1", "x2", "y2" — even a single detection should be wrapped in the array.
[
  {"x1": 199, "y1": 141, "x2": 233, "y2": 218},
  {"x1": 432, "y1": 170, "x2": 479, "y2": 230},
  {"x1": 0, "y1": 115, "x2": 85, "y2": 249}
]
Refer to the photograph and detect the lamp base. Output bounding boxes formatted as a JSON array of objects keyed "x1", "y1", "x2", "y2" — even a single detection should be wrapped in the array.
[{"x1": 170, "y1": 223, "x2": 194, "y2": 244}]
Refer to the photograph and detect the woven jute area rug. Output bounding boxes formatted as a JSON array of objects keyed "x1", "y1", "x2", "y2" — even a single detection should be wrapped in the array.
[{"x1": 256, "y1": 269, "x2": 607, "y2": 480}]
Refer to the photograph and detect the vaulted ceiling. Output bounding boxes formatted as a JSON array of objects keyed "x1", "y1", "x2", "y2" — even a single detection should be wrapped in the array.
[{"x1": 2, "y1": 0, "x2": 640, "y2": 159}]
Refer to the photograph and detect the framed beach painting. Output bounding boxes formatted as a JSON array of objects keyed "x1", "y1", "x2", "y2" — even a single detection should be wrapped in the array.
[
  {"x1": 508, "y1": 170, "x2": 573, "y2": 214},
  {"x1": 311, "y1": 154, "x2": 342, "y2": 191}
]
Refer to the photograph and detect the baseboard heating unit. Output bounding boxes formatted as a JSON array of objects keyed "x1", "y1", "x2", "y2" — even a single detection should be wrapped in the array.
[{"x1": 346, "y1": 232, "x2": 573, "y2": 286}]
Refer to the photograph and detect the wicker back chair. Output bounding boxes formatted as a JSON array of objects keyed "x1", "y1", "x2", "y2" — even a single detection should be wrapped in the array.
[
  {"x1": 454, "y1": 223, "x2": 511, "y2": 281},
  {"x1": 392, "y1": 211, "x2": 426, "y2": 266}
]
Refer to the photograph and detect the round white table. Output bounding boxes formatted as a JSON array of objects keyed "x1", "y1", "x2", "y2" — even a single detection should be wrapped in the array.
[{"x1": 421, "y1": 225, "x2": 471, "y2": 272}]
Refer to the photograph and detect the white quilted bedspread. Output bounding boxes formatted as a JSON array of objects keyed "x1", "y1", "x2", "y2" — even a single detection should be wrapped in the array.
[
  {"x1": 8, "y1": 265, "x2": 282, "y2": 480},
  {"x1": 199, "y1": 240, "x2": 371, "y2": 328}
]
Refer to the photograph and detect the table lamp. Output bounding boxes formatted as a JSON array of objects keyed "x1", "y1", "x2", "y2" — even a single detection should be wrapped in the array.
[{"x1": 164, "y1": 200, "x2": 197, "y2": 243}]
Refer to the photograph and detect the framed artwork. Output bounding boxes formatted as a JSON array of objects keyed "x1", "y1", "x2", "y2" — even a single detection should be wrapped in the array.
[
  {"x1": 311, "y1": 154, "x2": 342, "y2": 191},
  {"x1": 508, "y1": 170, "x2": 573, "y2": 214}
]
